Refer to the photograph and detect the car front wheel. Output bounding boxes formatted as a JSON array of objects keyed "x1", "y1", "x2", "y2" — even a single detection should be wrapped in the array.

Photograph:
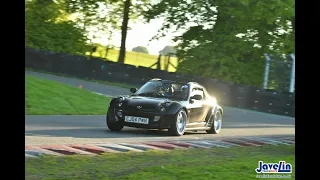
[
  {"x1": 169, "y1": 109, "x2": 187, "y2": 136},
  {"x1": 106, "y1": 107, "x2": 124, "y2": 131}
]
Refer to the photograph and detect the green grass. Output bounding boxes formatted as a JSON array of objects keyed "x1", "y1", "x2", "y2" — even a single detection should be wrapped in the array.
[
  {"x1": 25, "y1": 68, "x2": 139, "y2": 89},
  {"x1": 87, "y1": 46, "x2": 179, "y2": 72},
  {"x1": 25, "y1": 145, "x2": 295, "y2": 180},
  {"x1": 25, "y1": 74, "x2": 111, "y2": 115}
]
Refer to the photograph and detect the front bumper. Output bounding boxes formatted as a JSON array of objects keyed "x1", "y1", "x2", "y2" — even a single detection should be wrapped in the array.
[{"x1": 113, "y1": 108, "x2": 175, "y2": 129}]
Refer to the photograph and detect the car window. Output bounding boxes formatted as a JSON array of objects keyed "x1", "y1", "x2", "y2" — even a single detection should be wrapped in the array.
[
  {"x1": 135, "y1": 81, "x2": 189, "y2": 100},
  {"x1": 201, "y1": 88, "x2": 207, "y2": 99},
  {"x1": 171, "y1": 84, "x2": 189, "y2": 100},
  {"x1": 191, "y1": 88, "x2": 205, "y2": 100}
]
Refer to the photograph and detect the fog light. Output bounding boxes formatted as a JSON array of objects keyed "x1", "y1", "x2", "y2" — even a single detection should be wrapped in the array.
[
  {"x1": 154, "y1": 116, "x2": 160, "y2": 122},
  {"x1": 116, "y1": 111, "x2": 123, "y2": 117}
]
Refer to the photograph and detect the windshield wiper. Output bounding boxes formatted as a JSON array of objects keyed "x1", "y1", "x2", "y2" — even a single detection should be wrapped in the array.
[
  {"x1": 136, "y1": 92, "x2": 159, "y2": 97},
  {"x1": 135, "y1": 92, "x2": 166, "y2": 98},
  {"x1": 170, "y1": 97, "x2": 185, "y2": 100},
  {"x1": 135, "y1": 93, "x2": 149, "y2": 97}
]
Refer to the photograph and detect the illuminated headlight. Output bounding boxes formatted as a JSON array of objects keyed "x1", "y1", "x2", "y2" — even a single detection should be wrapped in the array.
[
  {"x1": 116, "y1": 111, "x2": 123, "y2": 117},
  {"x1": 154, "y1": 116, "x2": 161, "y2": 121}
]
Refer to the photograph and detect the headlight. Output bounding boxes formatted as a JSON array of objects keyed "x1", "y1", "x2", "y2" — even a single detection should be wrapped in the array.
[
  {"x1": 161, "y1": 101, "x2": 172, "y2": 107},
  {"x1": 118, "y1": 97, "x2": 125, "y2": 102},
  {"x1": 159, "y1": 101, "x2": 172, "y2": 112},
  {"x1": 116, "y1": 97, "x2": 125, "y2": 107}
]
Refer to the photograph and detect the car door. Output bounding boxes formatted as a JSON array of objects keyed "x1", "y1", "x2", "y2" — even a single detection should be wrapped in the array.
[
  {"x1": 192, "y1": 88, "x2": 211, "y2": 122},
  {"x1": 197, "y1": 88, "x2": 212, "y2": 122},
  {"x1": 188, "y1": 88, "x2": 205, "y2": 123}
]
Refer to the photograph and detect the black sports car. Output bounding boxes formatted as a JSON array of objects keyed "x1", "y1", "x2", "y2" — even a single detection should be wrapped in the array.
[{"x1": 106, "y1": 79, "x2": 223, "y2": 136}]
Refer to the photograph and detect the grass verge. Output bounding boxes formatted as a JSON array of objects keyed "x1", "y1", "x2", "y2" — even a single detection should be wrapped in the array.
[
  {"x1": 25, "y1": 74, "x2": 111, "y2": 115},
  {"x1": 25, "y1": 145, "x2": 295, "y2": 180},
  {"x1": 25, "y1": 68, "x2": 139, "y2": 89}
]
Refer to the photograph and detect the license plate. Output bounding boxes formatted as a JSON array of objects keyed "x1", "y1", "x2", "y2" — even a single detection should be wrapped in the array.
[{"x1": 124, "y1": 116, "x2": 149, "y2": 124}]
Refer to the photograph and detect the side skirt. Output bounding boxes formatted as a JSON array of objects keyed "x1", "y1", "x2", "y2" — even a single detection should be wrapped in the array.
[
  {"x1": 185, "y1": 127, "x2": 211, "y2": 131},
  {"x1": 185, "y1": 122, "x2": 211, "y2": 131}
]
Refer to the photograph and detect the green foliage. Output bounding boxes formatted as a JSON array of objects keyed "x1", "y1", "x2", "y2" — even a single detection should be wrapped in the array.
[
  {"x1": 25, "y1": 0, "x2": 151, "y2": 59},
  {"x1": 61, "y1": 0, "x2": 123, "y2": 44},
  {"x1": 144, "y1": 0, "x2": 295, "y2": 87},
  {"x1": 132, "y1": 46, "x2": 149, "y2": 54},
  {"x1": 25, "y1": 0, "x2": 90, "y2": 55}
]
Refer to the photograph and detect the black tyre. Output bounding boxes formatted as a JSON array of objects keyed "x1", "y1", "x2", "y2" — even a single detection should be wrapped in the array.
[
  {"x1": 169, "y1": 109, "x2": 187, "y2": 136},
  {"x1": 206, "y1": 110, "x2": 222, "y2": 134},
  {"x1": 106, "y1": 107, "x2": 124, "y2": 131}
]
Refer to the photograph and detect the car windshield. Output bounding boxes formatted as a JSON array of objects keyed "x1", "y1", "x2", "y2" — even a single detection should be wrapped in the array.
[{"x1": 134, "y1": 81, "x2": 189, "y2": 100}]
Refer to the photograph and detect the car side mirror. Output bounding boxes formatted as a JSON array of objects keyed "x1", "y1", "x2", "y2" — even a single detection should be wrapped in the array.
[
  {"x1": 130, "y1": 88, "x2": 137, "y2": 93},
  {"x1": 190, "y1": 94, "x2": 202, "y2": 101}
]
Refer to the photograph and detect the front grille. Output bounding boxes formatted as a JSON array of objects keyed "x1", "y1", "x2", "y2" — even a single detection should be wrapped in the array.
[
  {"x1": 124, "y1": 107, "x2": 158, "y2": 112},
  {"x1": 139, "y1": 108, "x2": 157, "y2": 112}
]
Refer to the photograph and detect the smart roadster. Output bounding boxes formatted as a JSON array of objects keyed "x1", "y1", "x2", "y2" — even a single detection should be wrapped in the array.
[{"x1": 106, "y1": 78, "x2": 223, "y2": 136}]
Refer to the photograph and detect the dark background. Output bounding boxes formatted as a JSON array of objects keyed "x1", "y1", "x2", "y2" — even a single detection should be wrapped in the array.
[{"x1": 25, "y1": 48, "x2": 295, "y2": 117}]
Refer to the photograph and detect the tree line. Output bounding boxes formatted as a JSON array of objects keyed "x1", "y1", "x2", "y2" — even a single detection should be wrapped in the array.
[{"x1": 25, "y1": 0, "x2": 294, "y2": 89}]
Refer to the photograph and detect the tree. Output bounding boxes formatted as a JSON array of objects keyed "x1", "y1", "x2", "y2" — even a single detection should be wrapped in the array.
[
  {"x1": 132, "y1": 46, "x2": 149, "y2": 54},
  {"x1": 62, "y1": 0, "x2": 150, "y2": 63},
  {"x1": 31, "y1": 0, "x2": 152, "y2": 64},
  {"x1": 117, "y1": 0, "x2": 151, "y2": 63},
  {"x1": 25, "y1": 0, "x2": 89, "y2": 54},
  {"x1": 159, "y1": 46, "x2": 176, "y2": 56},
  {"x1": 61, "y1": 0, "x2": 123, "y2": 46},
  {"x1": 144, "y1": 0, "x2": 295, "y2": 87},
  {"x1": 118, "y1": 0, "x2": 131, "y2": 63}
]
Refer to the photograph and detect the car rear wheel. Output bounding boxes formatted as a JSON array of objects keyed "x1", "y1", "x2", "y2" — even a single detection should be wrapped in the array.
[
  {"x1": 206, "y1": 110, "x2": 222, "y2": 134},
  {"x1": 106, "y1": 107, "x2": 124, "y2": 131},
  {"x1": 169, "y1": 109, "x2": 187, "y2": 136}
]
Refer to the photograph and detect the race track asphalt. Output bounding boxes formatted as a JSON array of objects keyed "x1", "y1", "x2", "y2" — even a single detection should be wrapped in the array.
[{"x1": 25, "y1": 71, "x2": 295, "y2": 146}]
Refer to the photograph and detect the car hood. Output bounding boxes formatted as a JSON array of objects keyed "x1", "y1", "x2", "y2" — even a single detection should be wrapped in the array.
[{"x1": 121, "y1": 96, "x2": 172, "y2": 111}]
